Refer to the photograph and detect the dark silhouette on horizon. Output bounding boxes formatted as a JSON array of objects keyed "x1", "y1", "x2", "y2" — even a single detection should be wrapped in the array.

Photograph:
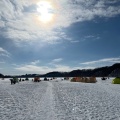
[{"x1": 1, "y1": 63, "x2": 120, "y2": 78}]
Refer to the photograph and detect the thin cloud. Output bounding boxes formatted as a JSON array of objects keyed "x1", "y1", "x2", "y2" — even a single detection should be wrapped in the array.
[
  {"x1": 84, "y1": 35, "x2": 95, "y2": 39},
  {"x1": 31, "y1": 60, "x2": 40, "y2": 65},
  {"x1": 12, "y1": 64, "x2": 19, "y2": 67},
  {"x1": 0, "y1": 47, "x2": 10, "y2": 57},
  {"x1": 0, "y1": 21, "x2": 5, "y2": 28},
  {"x1": 52, "y1": 58, "x2": 63, "y2": 63},
  {"x1": 82, "y1": 35, "x2": 100, "y2": 42},
  {"x1": 14, "y1": 59, "x2": 81, "y2": 74},
  {"x1": 15, "y1": 63, "x2": 97, "y2": 74},
  {"x1": 70, "y1": 40, "x2": 79, "y2": 43},
  {"x1": 81, "y1": 57, "x2": 120, "y2": 65},
  {"x1": 0, "y1": 61, "x2": 5, "y2": 64},
  {"x1": 15, "y1": 57, "x2": 120, "y2": 74},
  {"x1": 15, "y1": 64, "x2": 71, "y2": 74},
  {"x1": 0, "y1": 0, "x2": 120, "y2": 44},
  {"x1": 48, "y1": 58, "x2": 63, "y2": 65}
]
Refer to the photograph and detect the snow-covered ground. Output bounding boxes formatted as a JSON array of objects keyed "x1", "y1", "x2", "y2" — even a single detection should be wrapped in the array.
[{"x1": 0, "y1": 78, "x2": 120, "y2": 120}]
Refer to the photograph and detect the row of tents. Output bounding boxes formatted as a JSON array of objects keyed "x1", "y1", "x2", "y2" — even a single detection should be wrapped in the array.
[
  {"x1": 10, "y1": 77, "x2": 30, "y2": 84},
  {"x1": 10, "y1": 77, "x2": 56, "y2": 84},
  {"x1": 10, "y1": 77, "x2": 41, "y2": 83},
  {"x1": 100, "y1": 77, "x2": 120, "y2": 84},
  {"x1": 70, "y1": 77, "x2": 120, "y2": 84},
  {"x1": 9, "y1": 76, "x2": 120, "y2": 84},
  {"x1": 71, "y1": 77, "x2": 97, "y2": 83}
]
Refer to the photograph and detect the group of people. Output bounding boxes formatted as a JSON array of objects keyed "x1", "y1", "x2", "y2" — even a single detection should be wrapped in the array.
[
  {"x1": 10, "y1": 77, "x2": 29, "y2": 84},
  {"x1": 10, "y1": 77, "x2": 19, "y2": 84}
]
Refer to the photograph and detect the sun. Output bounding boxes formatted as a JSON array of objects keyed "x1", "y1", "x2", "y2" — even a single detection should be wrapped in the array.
[{"x1": 37, "y1": 1, "x2": 54, "y2": 23}]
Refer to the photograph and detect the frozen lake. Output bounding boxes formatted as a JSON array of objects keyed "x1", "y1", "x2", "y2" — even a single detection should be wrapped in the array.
[{"x1": 0, "y1": 77, "x2": 120, "y2": 120}]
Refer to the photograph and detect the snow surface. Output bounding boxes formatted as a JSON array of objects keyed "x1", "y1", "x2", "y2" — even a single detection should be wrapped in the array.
[{"x1": 0, "y1": 78, "x2": 120, "y2": 120}]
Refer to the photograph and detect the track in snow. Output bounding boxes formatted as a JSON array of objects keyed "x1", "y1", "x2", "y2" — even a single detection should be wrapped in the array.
[{"x1": 0, "y1": 80, "x2": 56, "y2": 120}]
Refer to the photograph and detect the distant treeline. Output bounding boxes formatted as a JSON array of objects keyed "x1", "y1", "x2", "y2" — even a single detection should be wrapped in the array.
[
  {"x1": 0, "y1": 73, "x2": 4, "y2": 78},
  {"x1": 1, "y1": 63, "x2": 120, "y2": 78}
]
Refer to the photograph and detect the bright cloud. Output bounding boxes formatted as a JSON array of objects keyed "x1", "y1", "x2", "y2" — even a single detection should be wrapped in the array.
[
  {"x1": 15, "y1": 58, "x2": 74, "y2": 74},
  {"x1": 0, "y1": 0, "x2": 120, "y2": 44},
  {"x1": 15, "y1": 63, "x2": 97, "y2": 74},
  {"x1": 15, "y1": 64, "x2": 70, "y2": 74},
  {"x1": 15, "y1": 58, "x2": 97, "y2": 74},
  {"x1": 13, "y1": 57, "x2": 120, "y2": 74}
]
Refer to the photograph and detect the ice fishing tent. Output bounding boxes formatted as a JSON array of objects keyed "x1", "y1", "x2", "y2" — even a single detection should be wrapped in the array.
[
  {"x1": 89, "y1": 77, "x2": 97, "y2": 83},
  {"x1": 101, "y1": 77, "x2": 107, "y2": 80},
  {"x1": 64, "y1": 77, "x2": 69, "y2": 80},
  {"x1": 71, "y1": 77, "x2": 97, "y2": 83},
  {"x1": 112, "y1": 77, "x2": 120, "y2": 84},
  {"x1": 71, "y1": 77, "x2": 82, "y2": 82},
  {"x1": 34, "y1": 77, "x2": 40, "y2": 82}
]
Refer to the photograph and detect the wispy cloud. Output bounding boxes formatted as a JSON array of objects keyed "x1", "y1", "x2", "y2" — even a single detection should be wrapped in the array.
[
  {"x1": 81, "y1": 57, "x2": 120, "y2": 65},
  {"x1": 70, "y1": 40, "x2": 80, "y2": 43},
  {"x1": 12, "y1": 57, "x2": 120, "y2": 74},
  {"x1": 15, "y1": 64, "x2": 71, "y2": 74},
  {"x1": 0, "y1": 61, "x2": 5, "y2": 64},
  {"x1": 15, "y1": 63, "x2": 97, "y2": 74},
  {"x1": 81, "y1": 35, "x2": 100, "y2": 42},
  {"x1": 48, "y1": 58, "x2": 63, "y2": 65},
  {"x1": 0, "y1": 21, "x2": 5, "y2": 28},
  {"x1": 31, "y1": 60, "x2": 40, "y2": 65},
  {"x1": 14, "y1": 58, "x2": 75, "y2": 74},
  {"x1": 12, "y1": 64, "x2": 19, "y2": 67},
  {"x1": 0, "y1": 0, "x2": 120, "y2": 44},
  {"x1": 0, "y1": 47, "x2": 10, "y2": 57},
  {"x1": 52, "y1": 58, "x2": 63, "y2": 63}
]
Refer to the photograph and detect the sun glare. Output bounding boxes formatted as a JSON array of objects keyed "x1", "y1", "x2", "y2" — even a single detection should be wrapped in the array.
[{"x1": 37, "y1": 1, "x2": 54, "y2": 23}]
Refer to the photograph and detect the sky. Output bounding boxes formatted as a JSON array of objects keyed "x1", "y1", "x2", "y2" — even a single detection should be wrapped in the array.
[{"x1": 0, "y1": 0, "x2": 120, "y2": 75}]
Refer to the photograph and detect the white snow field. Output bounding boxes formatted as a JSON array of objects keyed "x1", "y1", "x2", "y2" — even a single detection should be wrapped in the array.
[{"x1": 0, "y1": 78, "x2": 120, "y2": 120}]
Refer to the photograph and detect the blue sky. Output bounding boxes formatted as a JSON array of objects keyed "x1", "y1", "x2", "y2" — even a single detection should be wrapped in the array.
[{"x1": 0, "y1": 0, "x2": 120, "y2": 75}]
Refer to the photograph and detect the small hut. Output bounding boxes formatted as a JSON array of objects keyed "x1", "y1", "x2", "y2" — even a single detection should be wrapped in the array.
[
  {"x1": 71, "y1": 77, "x2": 97, "y2": 83},
  {"x1": 34, "y1": 77, "x2": 40, "y2": 82},
  {"x1": 112, "y1": 77, "x2": 120, "y2": 84}
]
